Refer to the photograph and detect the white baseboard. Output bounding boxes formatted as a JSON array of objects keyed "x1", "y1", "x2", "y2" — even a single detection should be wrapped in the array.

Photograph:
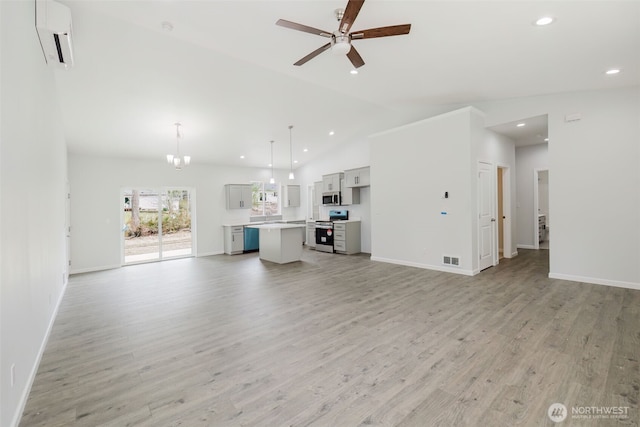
[
  {"x1": 196, "y1": 251, "x2": 224, "y2": 257},
  {"x1": 517, "y1": 244, "x2": 536, "y2": 250},
  {"x1": 371, "y1": 256, "x2": 476, "y2": 276},
  {"x1": 549, "y1": 272, "x2": 640, "y2": 291},
  {"x1": 70, "y1": 264, "x2": 121, "y2": 275},
  {"x1": 12, "y1": 277, "x2": 69, "y2": 427}
]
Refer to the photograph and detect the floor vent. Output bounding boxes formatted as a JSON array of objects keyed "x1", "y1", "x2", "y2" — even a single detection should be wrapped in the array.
[{"x1": 443, "y1": 255, "x2": 460, "y2": 267}]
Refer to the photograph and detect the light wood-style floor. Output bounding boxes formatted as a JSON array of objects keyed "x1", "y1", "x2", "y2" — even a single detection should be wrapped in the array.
[{"x1": 20, "y1": 249, "x2": 639, "y2": 426}]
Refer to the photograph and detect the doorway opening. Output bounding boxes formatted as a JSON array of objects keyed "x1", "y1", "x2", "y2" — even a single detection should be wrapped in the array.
[
  {"x1": 534, "y1": 169, "x2": 549, "y2": 250},
  {"x1": 497, "y1": 165, "x2": 512, "y2": 260},
  {"x1": 122, "y1": 188, "x2": 194, "y2": 264}
]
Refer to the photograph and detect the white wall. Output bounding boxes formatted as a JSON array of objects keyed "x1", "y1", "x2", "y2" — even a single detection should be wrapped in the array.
[
  {"x1": 369, "y1": 107, "x2": 480, "y2": 274},
  {"x1": 68, "y1": 153, "x2": 303, "y2": 272},
  {"x1": 476, "y1": 86, "x2": 640, "y2": 288},
  {"x1": 1, "y1": 2, "x2": 69, "y2": 426},
  {"x1": 515, "y1": 144, "x2": 549, "y2": 248},
  {"x1": 367, "y1": 107, "x2": 515, "y2": 275}
]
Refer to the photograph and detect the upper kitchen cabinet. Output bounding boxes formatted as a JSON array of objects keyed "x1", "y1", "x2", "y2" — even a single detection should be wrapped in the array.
[
  {"x1": 225, "y1": 184, "x2": 252, "y2": 209},
  {"x1": 344, "y1": 167, "x2": 370, "y2": 188},
  {"x1": 341, "y1": 179, "x2": 360, "y2": 205},
  {"x1": 285, "y1": 184, "x2": 301, "y2": 207},
  {"x1": 323, "y1": 173, "x2": 343, "y2": 192}
]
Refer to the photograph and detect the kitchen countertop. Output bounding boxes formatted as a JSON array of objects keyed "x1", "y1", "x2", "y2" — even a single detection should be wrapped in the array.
[
  {"x1": 222, "y1": 219, "x2": 306, "y2": 227},
  {"x1": 244, "y1": 223, "x2": 306, "y2": 230},
  {"x1": 313, "y1": 219, "x2": 361, "y2": 223}
]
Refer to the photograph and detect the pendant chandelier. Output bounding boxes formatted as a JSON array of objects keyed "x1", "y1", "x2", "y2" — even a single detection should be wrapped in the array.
[
  {"x1": 166, "y1": 122, "x2": 190, "y2": 170},
  {"x1": 288, "y1": 125, "x2": 294, "y2": 180},
  {"x1": 269, "y1": 140, "x2": 275, "y2": 184}
]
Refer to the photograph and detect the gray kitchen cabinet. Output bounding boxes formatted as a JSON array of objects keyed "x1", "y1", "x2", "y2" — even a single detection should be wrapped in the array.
[
  {"x1": 340, "y1": 179, "x2": 360, "y2": 205},
  {"x1": 285, "y1": 184, "x2": 301, "y2": 207},
  {"x1": 223, "y1": 225, "x2": 244, "y2": 254},
  {"x1": 322, "y1": 173, "x2": 343, "y2": 192},
  {"x1": 225, "y1": 184, "x2": 252, "y2": 209},
  {"x1": 306, "y1": 222, "x2": 316, "y2": 248},
  {"x1": 344, "y1": 166, "x2": 370, "y2": 188},
  {"x1": 333, "y1": 221, "x2": 361, "y2": 254}
]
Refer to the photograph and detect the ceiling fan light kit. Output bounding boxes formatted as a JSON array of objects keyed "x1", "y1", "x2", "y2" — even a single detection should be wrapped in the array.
[
  {"x1": 276, "y1": 0, "x2": 411, "y2": 69},
  {"x1": 331, "y1": 32, "x2": 352, "y2": 55}
]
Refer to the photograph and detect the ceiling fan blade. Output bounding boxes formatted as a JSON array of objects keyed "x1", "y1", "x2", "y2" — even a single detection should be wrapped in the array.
[
  {"x1": 276, "y1": 19, "x2": 332, "y2": 37},
  {"x1": 339, "y1": 0, "x2": 365, "y2": 34},
  {"x1": 350, "y1": 24, "x2": 411, "y2": 40},
  {"x1": 294, "y1": 42, "x2": 332, "y2": 66},
  {"x1": 346, "y1": 45, "x2": 365, "y2": 68}
]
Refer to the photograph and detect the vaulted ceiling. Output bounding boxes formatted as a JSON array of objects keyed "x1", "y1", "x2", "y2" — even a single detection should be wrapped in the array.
[{"x1": 54, "y1": 0, "x2": 640, "y2": 169}]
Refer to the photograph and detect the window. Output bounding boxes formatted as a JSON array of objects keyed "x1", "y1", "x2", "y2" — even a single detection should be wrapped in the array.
[{"x1": 251, "y1": 181, "x2": 280, "y2": 216}]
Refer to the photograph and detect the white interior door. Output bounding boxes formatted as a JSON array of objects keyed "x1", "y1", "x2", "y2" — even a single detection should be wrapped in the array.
[{"x1": 478, "y1": 162, "x2": 495, "y2": 271}]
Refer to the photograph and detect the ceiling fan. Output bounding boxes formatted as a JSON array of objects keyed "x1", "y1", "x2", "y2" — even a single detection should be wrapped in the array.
[{"x1": 276, "y1": 0, "x2": 411, "y2": 69}]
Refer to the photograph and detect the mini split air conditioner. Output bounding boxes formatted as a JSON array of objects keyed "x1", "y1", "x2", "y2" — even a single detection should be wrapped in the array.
[{"x1": 35, "y1": 0, "x2": 74, "y2": 69}]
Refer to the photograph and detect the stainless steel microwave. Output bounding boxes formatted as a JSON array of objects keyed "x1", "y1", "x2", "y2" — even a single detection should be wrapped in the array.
[{"x1": 322, "y1": 192, "x2": 341, "y2": 205}]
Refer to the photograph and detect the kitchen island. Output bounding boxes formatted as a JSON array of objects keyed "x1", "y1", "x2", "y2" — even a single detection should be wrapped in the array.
[{"x1": 244, "y1": 223, "x2": 306, "y2": 264}]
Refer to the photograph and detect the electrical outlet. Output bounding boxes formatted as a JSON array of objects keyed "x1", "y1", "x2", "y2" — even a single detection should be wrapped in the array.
[{"x1": 10, "y1": 364, "x2": 15, "y2": 387}]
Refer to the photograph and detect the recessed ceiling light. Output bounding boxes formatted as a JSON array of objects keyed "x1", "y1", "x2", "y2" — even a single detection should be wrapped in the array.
[
  {"x1": 605, "y1": 68, "x2": 621, "y2": 75},
  {"x1": 240, "y1": 155, "x2": 245, "y2": 159},
  {"x1": 303, "y1": 148, "x2": 308, "y2": 152},
  {"x1": 329, "y1": 131, "x2": 335, "y2": 136},
  {"x1": 350, "y1": 69, "x2": 358, "y2": 75},
  {"x1": 517, "y1": 123, "x2": 526, "y2": 127},
  {"x1": 535, "y1": 16, "x2": 554, "y2": 26},
  {"x1": 268, "y1": 163, "x2": 272, "y2": 167},
  {"x1": 294, "y1": 160, "x2": 298, "y2": 164}
]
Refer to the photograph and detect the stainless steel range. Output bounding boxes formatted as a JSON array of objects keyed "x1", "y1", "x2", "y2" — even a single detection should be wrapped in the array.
[{"x1": 315, "y1": 210, "x2": 348, "y2": 253}]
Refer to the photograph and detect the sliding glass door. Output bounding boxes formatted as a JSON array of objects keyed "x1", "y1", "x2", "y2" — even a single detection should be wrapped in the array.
[
  {"x1": 122, "y1": 188, "x2": 193, "y2": 264},
  {"x1": 160, "y1": 189, "x2": 192, "y2": 258}
]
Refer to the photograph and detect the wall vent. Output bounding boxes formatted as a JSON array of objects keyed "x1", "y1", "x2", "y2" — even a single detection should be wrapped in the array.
[{"x1": 443, "y1": 255, "x2": 460, "y2": 267}]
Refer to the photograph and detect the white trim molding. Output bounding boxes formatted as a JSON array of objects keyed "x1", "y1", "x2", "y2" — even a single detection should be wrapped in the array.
[
  {"x1": 549, "y1": 273, "x2": 640, "y2": 291},
  {"x1": 371, "y1": 256, "x2": 476, "y2": 276},
  {"x1": 517, "y1": 244, "x2": 536, "y2": 250},
  {"x1": 12, "y1": 278, "x2": 69, "y2": 427}
]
